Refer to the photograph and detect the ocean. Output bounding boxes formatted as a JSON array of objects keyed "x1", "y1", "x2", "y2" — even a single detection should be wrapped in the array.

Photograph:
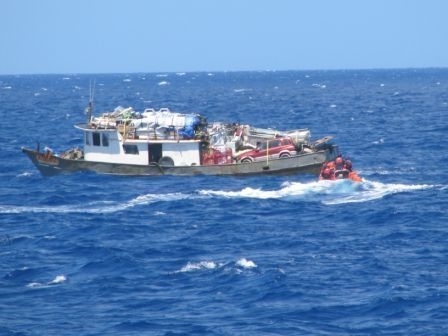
[{"x1": 1, "y1": 69, "x2": 447, "y2": 335}]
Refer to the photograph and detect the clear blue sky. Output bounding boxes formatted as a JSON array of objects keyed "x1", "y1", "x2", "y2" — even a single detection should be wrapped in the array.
[{"x1": 1, "y1": 0, "x2": 447, "y2": 74}]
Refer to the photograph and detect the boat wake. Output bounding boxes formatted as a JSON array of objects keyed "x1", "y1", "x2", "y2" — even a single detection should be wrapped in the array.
[
  {"x1": 0, "y1": 180, "x2": 437, "y2": 214},
  {"x1": 199, "y1": 179, "x2": 435, "y2": 205},
  {"x1": 0, "y1": 192, "x2": 193, "y2": 214}
]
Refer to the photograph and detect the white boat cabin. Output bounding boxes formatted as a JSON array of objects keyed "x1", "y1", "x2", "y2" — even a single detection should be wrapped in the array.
[
  {"x1": 73, "y1": 106, "x2": 313, "y2": 168},
  {"x1": 78, "y1": 127, "x2": 202, "y2": 166}
]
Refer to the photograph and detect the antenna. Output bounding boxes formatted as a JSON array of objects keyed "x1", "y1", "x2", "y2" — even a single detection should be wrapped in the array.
[{"x1": 85, "y1": 79, "x2": 96, "y2": 124}]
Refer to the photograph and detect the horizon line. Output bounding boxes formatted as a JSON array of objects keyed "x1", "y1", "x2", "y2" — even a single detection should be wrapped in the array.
[{"x1": 1, "y1": 66, "x2": 447, "y2": 77}]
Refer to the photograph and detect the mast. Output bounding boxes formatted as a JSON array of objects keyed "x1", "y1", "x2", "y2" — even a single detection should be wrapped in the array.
[{"x1": 85, "y1": 80, "x2": 95, "y2": 124}]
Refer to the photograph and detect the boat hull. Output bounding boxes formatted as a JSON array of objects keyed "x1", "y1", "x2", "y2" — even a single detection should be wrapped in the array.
[{"x1": 22, "y1": 147, "x2": 338, "y2": 177}]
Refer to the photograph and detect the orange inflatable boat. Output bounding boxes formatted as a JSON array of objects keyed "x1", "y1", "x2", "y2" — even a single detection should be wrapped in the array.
[{"x1": 319, "y1": 158, "x2": 362, "y2": 182}]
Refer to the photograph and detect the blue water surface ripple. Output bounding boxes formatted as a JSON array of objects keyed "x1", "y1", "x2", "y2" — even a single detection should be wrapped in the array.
[{"x1": 0, "y1": 69, "x2": 447, "y2": 335}]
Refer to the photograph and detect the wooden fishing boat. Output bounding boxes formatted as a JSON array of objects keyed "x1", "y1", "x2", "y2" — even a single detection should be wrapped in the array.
[{"x1": 22, "y1": 104, "x2": 339, "y2": 177}]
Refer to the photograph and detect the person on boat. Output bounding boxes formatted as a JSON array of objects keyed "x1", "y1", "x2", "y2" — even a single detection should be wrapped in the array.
[
  {"x1": 319, "y1": 161, "x2": 335, "y2": 180},
  {"x1": 345, "y1": 159, "x2": 362, "y2": 182},
  {"x1": 334, "y1": 156, "x2": 344, "y2": 169},
  {"x1": 320, "y1": 167, "x2": 333, "y2": 180},
  {"x1": 334, "y1": 156, "x2": 350, "y2": 179},
  {"x1": 44, "y1": 146, "x2": 54, "y2": 158},
  {"x1": 344, "y1": 159, "x2": 353, "y2": 171},
  {"x1": 342, "y1": 158, "x2": 362, "y2": 182}
]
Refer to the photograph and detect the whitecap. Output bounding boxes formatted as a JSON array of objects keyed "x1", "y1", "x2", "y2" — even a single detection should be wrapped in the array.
[
  {"x1": 176, "y1": 72, "x2": 186, "y2": 76},
  {"x1": 123, "y1": 78, "x2": 132, "y2": 82},
  {"x1": 26, "y1": 282, "x2": 43, "y2": 288},
  {"x1": 48, "y1": 275, "x2": 66, "y2": 285},
  {"x1": 26, "y1": 275, "x2": 67, "y2": 288},
  {"x1": 236, "y1": 258, "x2": 257, "y2": 269},
  {"x1": 177, "y1": 261, "x2": 217, "y2": 273},
  {"x1": 17, "y1": 171, "x2": 33, "y2": 177},
  {"x1": 156, "y1": 74, "x2": 168, "y2": 77},
  {"x1": 158, "y1": 81, "x2": 169, "y2": 86}
]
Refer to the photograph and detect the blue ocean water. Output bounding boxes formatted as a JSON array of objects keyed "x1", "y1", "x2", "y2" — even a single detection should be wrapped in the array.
[{"x1": 1, "y1": 69, "x2": 448, "y2": 335}]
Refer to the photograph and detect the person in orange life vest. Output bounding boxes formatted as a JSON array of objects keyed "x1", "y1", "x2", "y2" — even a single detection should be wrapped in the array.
[
  {"x1": 321, "y1": 167, "x2": 333, "y2": 179},
  {"x1": 344, "y1": 159, "x2": 362, "y2": 182},
  {"x1": 320, "y1": 161, "x2": 335, "y2": 180},
  {"x1": 327, "y1": 161, "x2": 336, "y2": 177}
]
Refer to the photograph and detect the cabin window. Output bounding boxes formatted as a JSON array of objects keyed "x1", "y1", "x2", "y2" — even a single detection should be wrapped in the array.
[
  {"x1": 85, "y1": 133, "x2": 90, "y2": 145},
  {"x1": 123, "y1": 144, "x2": 139, "y2": 155},
  {"x1": 102, "y1": 133, "x2": 109, "y2": 147},
  {"x1": 92, "y1": 132, "x2": 101, "y2": 146}
]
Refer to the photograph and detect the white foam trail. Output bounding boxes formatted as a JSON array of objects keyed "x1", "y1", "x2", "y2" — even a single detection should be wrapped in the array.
[
  {"x1": 200, "y1": 180, "x2": 356, "y2": 199},
  {"x1": 1, "y1": 180, "x2": 437, "y2": 215},
  {"x1": 0, "y1": 192, "x2": 194, "y2": 214},
  {"x1": 200, "y1": 179, "x2": 435, "y2": 205},
  {"x1": 323, "y1": 180, "x2": 434, "y2": 205}
]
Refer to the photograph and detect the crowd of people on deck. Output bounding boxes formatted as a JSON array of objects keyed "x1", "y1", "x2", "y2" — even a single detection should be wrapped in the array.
[{"x1": 319, "y1": 156, "x2": 362, "y2": 182}]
